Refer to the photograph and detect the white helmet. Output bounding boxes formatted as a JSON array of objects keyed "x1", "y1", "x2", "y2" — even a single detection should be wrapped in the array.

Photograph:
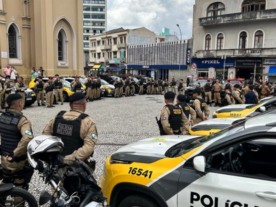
[{"x1": 27, "y1": 135, "x2": 64, "y2": 168}]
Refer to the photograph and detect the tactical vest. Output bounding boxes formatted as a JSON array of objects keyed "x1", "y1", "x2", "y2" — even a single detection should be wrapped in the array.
[
  {"x1": 0, "y1": 111, "x2": 23, "y2": 155},
  {"x1": 171, "y1": 81, "x2": 176, "y2": 86},
  {"x1": 53, "y1": 111, "x2": 88, "y2": 157},
  {"x1": 154, "y1": 82, "x2": 158, "y2": 87},
  {"x1": 37, "y1": 81, "x2": 44, "y2": 91},
  {"x1": 204, "y1": 83, "x2": 211, "y2": 92},
  {"x1": 96, "y1": 81, "x2": 101, "y2": 88},
  {"x1": 74, "y1": 82, "x2": 82, "y2": 92},
  {"x1": 192, "y1": 98, "x2": 206, "y2": 118},
  {"x1": 178, "y1": 83, "x2": 183, "y2": 90},
  {"x1": 114, "y1": 82, "x2": 119, "y2": 88},
  {"x1": 125, "y1": 80, "x2": 130, "y2": 86},
  {"x1": 92, "y1": 81, "x2": 97, "y2": 89},
  {"x1": 222, "y1": 93, "x2": 233, "y2": 106},
  {"x1": 164, "y1": 82, "x2": 169, "y2": 87},
  {"x1": 17, "y1": 82, "x2": 25, "y2": 92},
  {"x1": 86, "y1": 81, "x2": 92, "y2": 88},
  {"x1": 166, "y1": 105, "x2": 182, "y2": 132},
  {"x1": 55, "y1": 80, "x2": 62, "y2": 89},
  {"x1": 176, "y1": 103, "x2": 190, "y2": 119},
  {"x1": 147, "y1": 81, "x2": 151, "y2": 86},
  {"x1": 158, "y1": 81, "x2": 163, "y2": 86},
  {"x1": 225, "y1": 84, "x2": 231, "y2": 90},
  {"x1": 46, "y1": 83, "x2": 54, "y2": 93}
]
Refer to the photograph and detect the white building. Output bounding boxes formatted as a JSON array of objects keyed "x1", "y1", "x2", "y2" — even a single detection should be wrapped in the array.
[
  {"x1": 83, "y1": 0, "x2": 107, "y2": 71},
  {"x1": 193, "y1": 0, "x2": 276, "y2": 80},
  {"x1": 89, "y1": 27, "x2": 156, "y2": 75}
]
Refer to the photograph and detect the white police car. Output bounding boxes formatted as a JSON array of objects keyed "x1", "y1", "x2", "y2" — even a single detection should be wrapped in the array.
[{"x1": 100, "y1": 114, "x2": 276, "y2": 207}]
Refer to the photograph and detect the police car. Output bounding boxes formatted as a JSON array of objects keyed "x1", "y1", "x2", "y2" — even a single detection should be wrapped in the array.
[
  {"x1": 100, "y1": 114, "x2": 276, "y2": 207},
  {"x1": 213, "y1": 96, "x2": 276, "y2": 118},
  {"x1": 189, "y1": 117, "x2": 245, "y2": 136}
]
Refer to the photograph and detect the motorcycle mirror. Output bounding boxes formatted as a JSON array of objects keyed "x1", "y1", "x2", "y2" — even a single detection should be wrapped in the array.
[{"x1": 39, "y1": 190, "x2": 52, "y2": 205}]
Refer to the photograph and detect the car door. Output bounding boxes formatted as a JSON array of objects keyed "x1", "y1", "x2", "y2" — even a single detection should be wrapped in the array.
[{"x1": 177, "y1": 149, "x2": 276, "y2": 206}]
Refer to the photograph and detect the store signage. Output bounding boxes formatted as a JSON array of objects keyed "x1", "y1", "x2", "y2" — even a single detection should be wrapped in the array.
[
  {"x1": 208, "y1": 67, "x2": 216, "y2": 79},
  {"x1": 191, "y1": 58, "x2": 235, "y2": 68},
  {"x1": 109, "y1": 59, "x2": 121, "y2": 64},
  {"x1": 186, "y1": 48, "x2": 191, "y2": 64},
  {"x1": 143, "y1": 66, "x2": 149, "y2": 69},
  {"x1": 263, "y1": 59, "x2": 276, "y2": 65},
  {"x1": 236, "y1": 58, "x2": 262, "y2": 67}
]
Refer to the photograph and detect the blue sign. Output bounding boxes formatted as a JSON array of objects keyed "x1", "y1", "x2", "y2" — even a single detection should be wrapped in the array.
[
  {"x1": 191, "y1": 58, "x2": 235, "y2": 68},
  {"x1": 127, "y1": 65, "x2": 187, "y2": 70}
]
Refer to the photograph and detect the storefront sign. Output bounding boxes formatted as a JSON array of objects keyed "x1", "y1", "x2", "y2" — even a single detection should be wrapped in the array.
[
  {"x1": 228, "y1": 68, "x2": 236, "y2": 79},
  {"x1": 143, "y1": 66, "x2": 149, "y2": 69},
  {"x1": 109, "y1": 59, "x2": 121, "y2": 64},
  {"x1": 191, "y1": 58, "x2": 235, "y2": 68},
  {"x1": 208, "y1": 67, "x2": 216, "y2": 79},
  {"x1": 236, "y1": 58, "x2": 262, "y2": 67},
  {"x1": 1, "y1": 52, "x2": 7, "y2": 59},
  {"x1": 263, "y1": 59, "x2": 276, "y2": 65},
  {"x1": 186, "y1": 48, "x2": 191, "y2": 64}
]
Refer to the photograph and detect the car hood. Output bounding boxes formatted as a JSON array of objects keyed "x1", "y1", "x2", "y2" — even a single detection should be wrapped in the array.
[
  {"x1": 215, "y1": 104, "x2": 254, "y2": 113},
  {"x1": 185, "y1": 86, "x2": 196, "y2": 91},
  {"x1": 111, "y1": 136, "x2": 200, "y2": 163}
]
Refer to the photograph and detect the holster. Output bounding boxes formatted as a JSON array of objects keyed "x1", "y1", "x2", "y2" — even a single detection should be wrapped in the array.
[{"x1": 85, "y1": 160, "x2": 96, "y2": 172}]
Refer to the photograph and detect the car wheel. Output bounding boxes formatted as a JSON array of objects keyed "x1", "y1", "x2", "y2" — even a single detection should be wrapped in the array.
[
  {"x1": 118, "y1": 195, "x2": 158, "y2": 207},
  {"x1": 63, "y1": 92, "x2": 69, "y2": 102}
]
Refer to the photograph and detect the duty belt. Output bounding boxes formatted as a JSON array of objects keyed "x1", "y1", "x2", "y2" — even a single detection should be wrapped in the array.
[
  {"x1": 55, "y1": 86, "x2": 62, "y2": 89},
  {"x1": 214, "y1": 91, "x2": 220, "y2": 93}
]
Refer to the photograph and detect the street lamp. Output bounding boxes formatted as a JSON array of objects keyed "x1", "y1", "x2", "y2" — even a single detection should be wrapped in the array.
[{"x1": 176, "y1": 24, "x2": 183, "y2": 80}]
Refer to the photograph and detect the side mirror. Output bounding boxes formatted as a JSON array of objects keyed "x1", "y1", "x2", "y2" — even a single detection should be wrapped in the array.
[
  {"x1": 260, "y1": 106, "x2": 266, "y2": 112},
  {"x1": 193, "y1": 156, "x2": 206, "y2": 175}
]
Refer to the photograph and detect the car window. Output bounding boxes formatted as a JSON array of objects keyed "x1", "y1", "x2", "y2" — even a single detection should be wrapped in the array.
[
  {"x1": 101, "y1": 80, "x2": 109, "y2": 85},
  {"x1": 63, "y1": 80, "x2": 71, "y2": 88},
  {"x1": 191, "y1": 80, "x2": 207, "y2": 86}
]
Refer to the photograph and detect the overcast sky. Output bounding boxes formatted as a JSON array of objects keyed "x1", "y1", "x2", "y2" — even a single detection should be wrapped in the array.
[{"x1": 107, "y1": 0, "x2": 195, "y2": 39}]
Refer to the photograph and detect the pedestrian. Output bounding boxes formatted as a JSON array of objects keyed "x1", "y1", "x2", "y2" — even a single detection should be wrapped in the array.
[
  {"x1": 85, "y1": 76, "x2": 93, "y2": 102},
  {"x1": 34, "y1": 76, "x2": 45, "y2": 106},
  {"x1": 233, "y1": 84, "x2": 244, "y2": 104},
  {"x1": 260, "y1": 81, "x2": 270, "y2": 99},
  {"x1": 176, "y1": 94, "x2": 196, "y2": 126},
  {"x1": 245, "y1": 85, "x2": 258, "y2": 104},
  {"x1": 44, "y1": 77, "x2": 55, "y2": 108},
  {"x1": 119, "y1": 77, "x2": 124, "y2": 97},
  {"x1": 158, "y1": 78, "x2": 163, "y2": 95},
  {"x1": 39, "y1": 67, "x2": 44, "y2": 77},
  {"x1": 146, "y1": 78, "x2": 151, "y2": 95},
  {"x1": 4, "y1": 65, "x2": 11, "y2": 79},
  {"x1": 71, "y1": 76, "x2": 82, "y2": 93},
  {"x1": 53, "y1": 74, "x2": 64, "y2": 105},
  {"x1": 125, "y1": 77, "x2": 130, "y2": 97},
  {"x1": 192, "y1": 88, "x2": 210, "y2": 124},
  {"x1": 113, "y1": 78, "x2": 120, "y2": 98},
  {"x1": 186, "y1": 77, "x2": 190, "y2": 87},
  {"x1": 171, "y1": 78, "x2": 176, "y2": 93},
  {"x1": 10, "y1": 66, "x2": 18, "y2": 81},
  {"x1": 204, "y1": 80, "x2": 212, "y2": 106},
  {"x1": 15, "y1": 77, "x2": 26, "y2": 109},
  {"x1": 130, "y1": 78, "x2": 135, "y2": 96},
  {"x1": 160, "y1": 91, "x2": 188, "y2": 135},
  {"x1": 138, "y1": 78, "x2": 144, "y2": 95},
  {"x1": 43, "y1": 93, "x2": 97, "y2": 162},
  {"x1": 178, "y1": 79, "x2": 185, "y2": 95},
  {"x1": 96, "y1": 77, "x2": 102, "y2": 99},
  {"x1": 34, "y1": 69, "x2": 39, "y2": 79},
  {"x1": 164, "y1": 79, "x2": 169, "y2": 93},
  {"x1": 31, "y1": 67, "x2": 36, "y2": 80},
  {"x1": 222, "y1": 88, "x2": 235, "y2": 106},
  {"x1": 212, "y1": 79, "x2": 222, "y2": 106},
  {"x1": 0, "y1": 94, "x2": 34, "y2": 205}
]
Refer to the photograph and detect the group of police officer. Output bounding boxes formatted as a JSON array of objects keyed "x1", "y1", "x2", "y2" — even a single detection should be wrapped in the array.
[
  {"x1": 113, "y1": 77, "x2": 136, "y2": 97},
  {"x1": 0, "y1": 92, "x2": 97, "y2": 205}
]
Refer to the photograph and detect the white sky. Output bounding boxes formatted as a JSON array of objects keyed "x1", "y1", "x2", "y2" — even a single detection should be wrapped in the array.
[{"x1": 107, "y1": 0, "x2": 195, "y2": 39}]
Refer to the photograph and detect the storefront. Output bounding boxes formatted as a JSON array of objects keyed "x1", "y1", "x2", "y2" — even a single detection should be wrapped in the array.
[
  {"x1": 90, "y1": 64, "x2": 104, "y2": 76},
  {"x1": 127, "y1": 65, "x2": 187, "y2": 80},
  {"x1": 263, "y1": 59, "x2": 276, "y2": 81},
  {"x1": 191, "y1": 58, "x2": 235, "y2": 79},
  {"x1": 236, "y1": 58, "x2": 262, "y2": 80}
]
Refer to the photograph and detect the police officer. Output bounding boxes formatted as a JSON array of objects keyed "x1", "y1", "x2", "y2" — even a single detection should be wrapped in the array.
[
  {"x1": 212, "y1": 79, "x2": 222, "y2": 106},
  {"x1": 34, "y1": 76, "x2": 45, "y2": 106},
  {"x1": 114, "y1": 78, "x2": 120, "y2": 98},
  {"x1": 43, "y1": 93, "x2": 97, "y2": 162},
  {"x1": 151, "y1": 79, "x2": 155, "y2": 94},
  {"x1": 71, "y1": 76, "x2": 82, "y2": 93},
  {"x1": 192, "y1": 88, "x2": 210, "y2": 124},
  {"x1": 178, "y1": 79, "x2": 184, "y2": 94},
  {"x1": 233, "y1": 84, "x2": 244, "y2": 104},
  {"x1": 222, "y1": 88, "x2": 235, "y2": 106},
  {"x1": 4, "y1": 77, "x2": 14, "y2": 108},
  {"x1": 15, "y1": 77, "x2": 26, "y2": 109},
  {"x1": 138, "y1": 78, "x2": 144, "y2": 95},
  {"x1": 96, "y1": 77, "x2": 102, "y2": 99},
  {"x1": 176, "y1": 95, "x2": 196, "y2": 126},
  {"x1": 164, "y1": 79, "x2": 169, "y2": 93},
  {"x1": 92, "y1": 77, "x2": 97, "y2": 99},
  {"x1": 171, "y1": 78, "x2": 176, "y2": 93},
  {"x1": 158, "y1": 78, "x2": 163, "y2": 95},
  {"x1": 85, "y1": 76, "x2": 93, "y2": 102},
  {"x1": 125, "y1": 77, "x2": 130, "y2": 97},
  {"x1": 119, "y1": 77, "x2": 124, "y2": 97},
  {"x1": 53, "y1": 74, "x2": 64, "y2": 105},
  {"x1": 160, "y1": 92, "x2": 189, "y2": 135},
  {"x1": 130, "y1": 78, "x2": 135, "y2": 96},
  {"x1": 260, "y1": 81, "x2": 270, "y2": 99},
  {"x1": 146, "y1": 78, "x2": 151, "y2": 95},
  {"x1": 204, "y1": 80, "x2": 212, "y2": 106},
  {"x1": 0, "y1": 94, "x2": 34, "y2": 200},
  {"x1": 44, "y1": 77, "x2": 55, "y2": 108},
  {"x1": 154, "y1": 80, "x2": 158, "y2": 94},
  {"x1": 224, "y1": 80, "x2": 232, "y2": 92}
]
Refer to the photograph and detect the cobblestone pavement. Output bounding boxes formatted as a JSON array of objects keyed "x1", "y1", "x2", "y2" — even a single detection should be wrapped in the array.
[{"x1": 23, "y1": 95, "x2": 217, "y2": 200}]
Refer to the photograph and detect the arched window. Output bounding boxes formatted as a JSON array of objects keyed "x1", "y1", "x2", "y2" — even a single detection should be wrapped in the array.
[
  {"x1": 217, "y1": 33, "x2": 224, "y2": 50},
  {"x1": 207, "y1": 2, "x2": 225, "y2": 17},
  {"x1": 239, "y1": 32, "x2": 247, "y2": 49},
  {"x1": 205, "y1": 34, "x2": 211, "y2": 50},
  {"x1": 242, "y1": 0, "x2": 266, "y2": 12},
  {"x1": 254, "y1": 30, "x2": 263, "y2": 48},
  {"x1": 8, "y1": 25, "x2": 17, "y2": 58},
  {"x1": 57, "y1": 29, "x2": 67, "y2": 62}
]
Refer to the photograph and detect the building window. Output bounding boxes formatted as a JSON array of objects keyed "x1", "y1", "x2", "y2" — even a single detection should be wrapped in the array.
[
  {"x1": 239, "y1": 31, "x2": 247, "y2": 49},
  {"x1": 242, "y1": 0, "x2": 266, "y2": 12},
  {"x1": 97, "y1": 41, "x2": 101, "y2": 46},
  {"x1": 254, "y1": 30, "x2": 263, "y2": 48},
  {"x1": 57, "y1": 29, "x2": 67, "y2": 64},
  {"x1": 97, "y1": 53, "x2": 101, "y2": 59},
  {"x1": 113, "y1": 51, "x2": 117, "y2": 58},
  {"x1": 113, "y1": 38, "x2": 117, "y2": 45},
  {"x1": 205, "y1": 34, "x2": 211, "y2": 50},
  {"x1": 8, "y1": 25, "x2": 18, "y2": 58},
  {"x1": 102, "y1": 40, "x2": 105, "y2": 45},
  {"x1": 58, "y1": 31, "x2": 64, "y2": 61},
  {"x1": 217, "y1": 33, "x2": 224, "y2": 50},
  {"x1": 207, "y1": 2, "x2": 225, "y2": 17},
  {"x1": 120, "y1": 37, "x2": 124, "y2": 43}
]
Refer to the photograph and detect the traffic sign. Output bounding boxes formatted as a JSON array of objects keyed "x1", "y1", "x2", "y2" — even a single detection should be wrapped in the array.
[{"x1": 191, "y1": 63, "x2": 197, "y2": 70}]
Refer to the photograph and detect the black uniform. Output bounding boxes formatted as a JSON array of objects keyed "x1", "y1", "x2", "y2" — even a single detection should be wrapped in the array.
[{"x1": 165, "y1": 105, "x2": 182, "y2": 135}]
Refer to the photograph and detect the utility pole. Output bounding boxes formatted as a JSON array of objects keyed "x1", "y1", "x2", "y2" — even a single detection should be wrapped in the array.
[{"x1": 177, "y1": 24, "x2": 182, "y2": 80}]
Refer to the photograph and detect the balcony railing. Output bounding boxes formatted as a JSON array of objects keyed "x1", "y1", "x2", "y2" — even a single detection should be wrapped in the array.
[
  {"x1": 199, "y1": 9, "x2": 276, "y2": 26},
  {"x1": 117, "y1": 43, "x2": 126, "y2": 48},
  {"x1": 100, "y1": 45, "x2": 111, "y2": 50},
  {"x1": 195, "y1": 48, "x2": 276, "y2": 58}
]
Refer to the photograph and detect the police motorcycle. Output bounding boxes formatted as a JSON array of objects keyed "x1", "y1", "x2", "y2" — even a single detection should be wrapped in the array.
[{"x1": 27, "y1": 135, "x2": 108, "y2": 207}]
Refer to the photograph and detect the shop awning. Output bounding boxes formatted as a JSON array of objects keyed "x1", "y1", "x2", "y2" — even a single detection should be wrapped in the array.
[
  {"x1": 93, "y1": 65, "x2": 101, "y2": 69},
  {"x1": 269, "y1": 66, "x2": 276, "y2": 74}
]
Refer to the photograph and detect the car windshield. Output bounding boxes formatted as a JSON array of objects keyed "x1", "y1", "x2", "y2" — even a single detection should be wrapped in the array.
[
  {"x1": 79, "y1": 78, "x2": 86, "y2": 84},
  {"x1": 63, "y1": 80, "x2": 71, "y2": 88},
  {"x1": 191, "y1": 80, "x2": 207, "y2": 86},
  {"x1": 166, "y1": 121, "x2": 245, "y2": 158},
  {"x1": 101, "y1": 79, "x2": 109, "y2": 85}
]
